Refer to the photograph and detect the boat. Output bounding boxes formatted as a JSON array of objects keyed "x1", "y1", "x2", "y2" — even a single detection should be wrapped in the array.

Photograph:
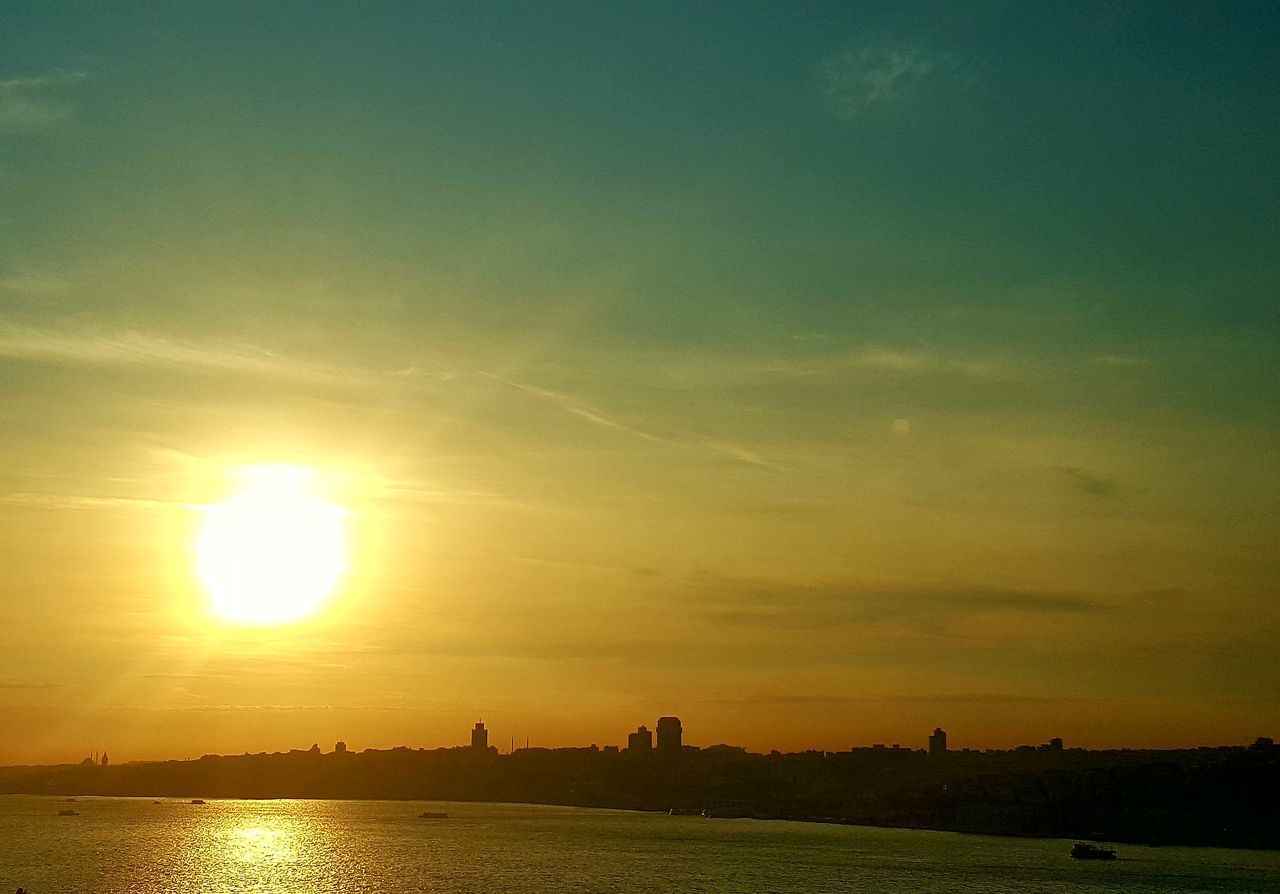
[
  {"x1": 418, "y1": 811, "x2": 448, "y2": 819},
  {"x1": 1071, "y1": 842, "x2": 1116, "y2": 860},
  {"x1": 58, "y1": 809, "x2": 79, "y2": 816},
  {"x1": 190, "y1": 799, "x2": 206, "y2": 805}
]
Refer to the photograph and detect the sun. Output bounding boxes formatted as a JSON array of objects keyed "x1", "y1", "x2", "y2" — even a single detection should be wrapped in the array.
[{"x1": 195, "y1": 465, "x2": 348, "y2": 625}]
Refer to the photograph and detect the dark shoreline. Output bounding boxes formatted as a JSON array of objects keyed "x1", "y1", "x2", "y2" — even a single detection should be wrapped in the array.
[
  {"x1": 3, "y1": 739, "x2": 1276, "y2": 851},
  {"x1": 9, "y1": 792, "x2": 1276, "y2": 855}
]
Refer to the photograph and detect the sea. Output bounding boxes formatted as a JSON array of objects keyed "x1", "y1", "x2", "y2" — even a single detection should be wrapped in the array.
[{"x1": 0, "y1": 797, "x2": 1275, "y2": 893}]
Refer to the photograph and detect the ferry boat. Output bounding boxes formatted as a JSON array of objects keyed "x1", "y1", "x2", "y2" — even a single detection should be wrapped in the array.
[
  {"x1": 1071, "y1": 842, "x2": 1117, "y2": 860},
  {"x1": 418, "y1": 811, "x2": 448, "y2": 819}
]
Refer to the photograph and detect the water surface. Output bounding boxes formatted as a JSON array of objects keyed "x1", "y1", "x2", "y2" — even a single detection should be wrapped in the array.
[{"x1": 1, "y1": 797, "x2": 1275, "y2": 893}]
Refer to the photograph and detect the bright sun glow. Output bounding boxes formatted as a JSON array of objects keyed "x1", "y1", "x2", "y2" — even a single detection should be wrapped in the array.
[{"x1": 196, "y1": 465, "x2": 347, "y2": 625}]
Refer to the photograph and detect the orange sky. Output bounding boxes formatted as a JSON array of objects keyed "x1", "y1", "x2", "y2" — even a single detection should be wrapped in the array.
[{"x1": 1, "y1": 5, "x2": 1277, "y2": 763}]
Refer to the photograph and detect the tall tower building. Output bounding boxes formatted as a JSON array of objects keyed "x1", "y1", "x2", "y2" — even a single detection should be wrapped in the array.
[
  {"x1": 471, "y1": 721, "x2": 489, "y2": 751},
  {"x1": 627, "y1": 725, "x2": 653, "y2": 752},
  {"x1": 929, "y1": 727, "x2": 947, "y2": 755},
  {"x1": 656, "y1": 716, "x2": 682, "y2": 753}
]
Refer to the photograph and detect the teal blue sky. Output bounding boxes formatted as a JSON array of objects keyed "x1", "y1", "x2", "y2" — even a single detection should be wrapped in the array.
[{"x1": 0, "y1": 3, "x2": 1276, "y2": 760}]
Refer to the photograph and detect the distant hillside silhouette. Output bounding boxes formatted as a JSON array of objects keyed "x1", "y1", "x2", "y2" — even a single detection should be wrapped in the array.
[{"x1": 0, "y1": 739, "x2": 1275, "y2": 849}]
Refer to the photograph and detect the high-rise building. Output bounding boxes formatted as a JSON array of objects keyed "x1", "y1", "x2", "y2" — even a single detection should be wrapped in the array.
[
  {"x1": 334, "y1": 740, "x2": 348, "y2": 754},
  {"x1": 656, "y1": 716, "x2": 682, "y2": 753},
  {"x1": 627, "y1": 725, "x2": 653, "y2": 751},
  {"x1": 471, "y1": 721, "x2": 488, "y2": 751},
  {"x1": 929, "y1": 727, "x2": 947, "y2": 755}
]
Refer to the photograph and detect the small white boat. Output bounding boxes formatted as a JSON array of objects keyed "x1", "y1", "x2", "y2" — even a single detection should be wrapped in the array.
[{"x1": 1071, "y1": 842, "x2": 1117, "y2": 860}]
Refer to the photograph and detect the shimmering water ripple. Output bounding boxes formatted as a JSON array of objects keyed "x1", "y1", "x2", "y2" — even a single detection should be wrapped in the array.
[{"x1": 0, "y1": 797, "x2": 1275, "y2": 893}]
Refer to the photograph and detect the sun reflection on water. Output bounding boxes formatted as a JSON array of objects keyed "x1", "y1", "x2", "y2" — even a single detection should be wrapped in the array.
[
  {"x1": 230, "y1": 825, "x2": 295, "y2": 864},
  {"x1": 0, "y1": 798, "x2": 1277, "y2": 892}
]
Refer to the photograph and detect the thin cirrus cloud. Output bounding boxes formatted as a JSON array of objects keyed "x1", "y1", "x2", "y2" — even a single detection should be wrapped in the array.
[
  {"x1": 627, "y1": 348, "x2": 1011, "y2": 389},
  {"x1": 1092, "y1": 354, "x2": 1152, "y2": 367},
  {"x1": 0, "y1": 492, "x2": 179, "y2": 512},
  {"x1": 742, "y1": 348, "x2": 1014, "y2": 382},
  {"x1": 482, "y1": 371, "x2": 780, "y2": 470},
  {"x1": 0, "y1": 321, "x2": 445, "y2": 388},
  {"x1": 0, "y1": 272, "x2": 71, "y2": 295},
  {"x1": 821, "y1": 41, "x2": 942, "y2": 119},
  {"x1": 685, "y1": 573, "x2": 1108, "y2": 631},
  {"x1": 481, "y1": 371, "x2": 665, "y2": 443},
  {"x1": 1062, "y1": 466, "x2": 1121, "y2": 499},
  {"x1": 0, "y1": 70, "x2": 87, "y2": 134},
  {"x1": 481, "y1": 372, "x2": 671, "y2": 445},
  {"x1": 687, "y1": 436, "x2": 785, "y2": 472},
  {"x1": 1, "y1": 320, "x2": 783, "y2": 471},
  {"x1": 706, "y1": 692, "x2": 1074, "y2": 707}
]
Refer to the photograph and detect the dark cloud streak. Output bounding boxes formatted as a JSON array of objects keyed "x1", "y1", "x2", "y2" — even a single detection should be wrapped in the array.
[
  {"x1": 686, "y1": 573, "x2": 1107, "y2": 631},
  {"x1": 1063, "y1": 467, "x2": 1121, "y2": 498}
]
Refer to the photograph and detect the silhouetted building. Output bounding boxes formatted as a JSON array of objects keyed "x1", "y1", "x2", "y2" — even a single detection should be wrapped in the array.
[
  {"x1": 471, "y1": 721, "x2": 488, "y2": 751},
  {"x1": 334, "y1": 741, "x2": 348, "y2": 754},
  {"x1": 929, "y1": 727, "x2": 947, "y2": 755},
  {"x1": 627, "y1": 725, "x2": 652, "y2": 751},
  {"x1": 100, "y1": 752, "x2": 109, "y2": 767},
  {"x1": 703, "y1": 743, "x2": 746, "y2": 755},
  {"x1": 656, "y1": 716, "x2": 682, "y2": 753}
]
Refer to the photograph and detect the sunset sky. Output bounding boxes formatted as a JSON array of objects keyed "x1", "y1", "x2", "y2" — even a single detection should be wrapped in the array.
[{"x1": 1, "y1": 3, "x2": 1276, "y2": 763}]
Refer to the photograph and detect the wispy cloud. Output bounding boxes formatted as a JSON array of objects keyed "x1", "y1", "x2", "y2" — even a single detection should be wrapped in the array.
[
  {"x1": 822, "y1": 42, "x2": 940, "y2": 119},
  {"x1": 0, "y1": 272, "x2": 70, "y2": 294},
  {"x1": 482, "y1": 372, "x2": 667, "y2": 444},
  {"x1": 0, "y1": 70, "x2": 87, "y2": 134},
  {"x1": 684, "y1": 435, "x2": 786, "y2": 472},
  {"x1": 0, "y1": 73, "x2": 87, "y2": 90},
  {"x1": 745, "y1": 348, "x2": 1013, "y2": 382},
  {"x1": 851, "y1": 349, "x2": 932, "y2": 371},
  {"x1": 369, "y1": 479, "x2": 520, "y2": 509},
  {"x1": 2, "y1": 321, "x2": 784, "y2": 472},
  {"x1": 0, "y1": 681, "x2": 58, "y2": 690},
  {"x1": 484, "y1": 372, "x2": 783, "y2": 471},
  {"x1": 0, "y1": 321, "x2": 448, "y2": 388},
  {"x1": 1063, "y1": 467, "x2": 1121, "y2": 499},
  {"x1": 1092, "y1": 354, "x2": 1151, "y2": 367},
  {"x1": 0, "y1": 492, "x2": 179, "y2": 512},
  {"x1": 687, "y1": 573, "x2": 1107, "y2": 631},
  {"x1": 852, "y1": 349, "x2": 1007, "y2": 379},
  {"x1": 704, "y1": 691, "x2": 1079, "y2": 707}
]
